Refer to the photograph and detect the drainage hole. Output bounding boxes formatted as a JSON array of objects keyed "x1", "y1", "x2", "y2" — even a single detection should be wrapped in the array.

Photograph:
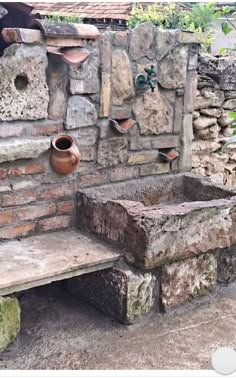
[{"x1": 14, "y1": 74, "x2": 29, "y2": 91}]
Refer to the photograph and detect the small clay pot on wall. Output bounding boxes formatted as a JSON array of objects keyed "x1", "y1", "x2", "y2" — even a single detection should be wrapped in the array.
[{"x1": 50, "y1": 134, "x2": 81, "y2": 175}]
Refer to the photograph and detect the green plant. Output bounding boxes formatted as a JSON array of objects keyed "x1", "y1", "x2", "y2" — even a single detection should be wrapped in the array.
[
  {"x1": 127, "y1": 3, "x2": 220, "y2": 50},
  {"x1": 46, "y1": 14, "x2": 82, "y2": 23}
]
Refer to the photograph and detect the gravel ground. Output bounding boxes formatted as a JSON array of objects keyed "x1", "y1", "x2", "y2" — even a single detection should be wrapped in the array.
[{"x1": 1, "y1": 282, "x2": 236, "y2": 370}]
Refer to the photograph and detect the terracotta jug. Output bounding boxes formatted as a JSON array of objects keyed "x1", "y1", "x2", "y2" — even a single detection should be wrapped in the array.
[{"x1": 50, "y1": 134, "x2": 81, "y2": 175}]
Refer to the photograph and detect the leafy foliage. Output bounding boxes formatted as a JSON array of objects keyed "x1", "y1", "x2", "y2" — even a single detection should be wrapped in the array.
[
  {"x1": 46, "y1": 14, "x2": 82, "y2": 23},
  {"x1": 127, "y1": 3, "x2": 220, "y2": 49}
]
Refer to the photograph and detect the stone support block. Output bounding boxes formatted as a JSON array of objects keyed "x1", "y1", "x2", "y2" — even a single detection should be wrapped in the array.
[
  {"x1": 66, "y1": 261, "x2": 159, "y2": 324},
  {"x1": 161, "y1": 253, "x2": 217, "y2": 310},
  {"x1": 179, "y1": 114, "x2": 193, "y2": 171},
  {"x1": 0, "y1": 296, "x2": 21, "y2": 352}
]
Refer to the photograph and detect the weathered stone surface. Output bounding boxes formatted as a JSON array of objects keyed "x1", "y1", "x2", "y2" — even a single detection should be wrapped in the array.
[
  {"x1": 66, "y1": 261, "x2": 158, "y2": 324},
  {"x1": 223, "y1": 98, "x2": 236, "y2": 110},
  {"x1": 157, "y1": 46, "x2": 188, "y2": 89},
  {"x1": 193, "y1": 116, "x2": 217, "y2": 130},
  {"x1": 151, "y1": 135, "x2": 180, "y2": 149},
  {"x1": 200, "y1": 108, "x2": 223, "y2": 118},
  {"x1": 184, "y1": 70, "x2": 198, "y2": 113},
  {"x1": 132, "y1": 90, "x2": 173, "y2": 136},
  {"x1": 0, "y1": 297, "x2": 20, "y2": 352},
  {"x1": 0, "y1": 138, "x2": 50, "y2": 163},
  {"x1": 192, "y1": 140, "x2": 221, "y2": 154},
  {"x1": 110, "y1": 166, "x2": 139, "y2": 182},
  {"x1": 161, "y1": 253, "x2": 217, "y2": 310},
  {"x1": 110, "y1": 107, "x2": 132, "y2": 120},
  {"x1": 111, "y1": 49, "x2": 134, "y2": 106},
  {"x1": 128, "y1": 151, "x2": 158, "y2": 166},
  {"x1": 223, "y1": 127, "x2": 233, "y2": 137},
  {"x1": 47, "y1": 55, "x2": 67, "y2": 121},
  {"x1": 180, "y1": 114, "x2": 193, "y2": 172},
  {"x1": 139, "y1": 163, "x2": 170, "y2": 176},
  {"x1": 225, "y1": 91, "x2": 236, "y2": 100},
  {"x1": 193, "y1": 111, "x2": 200, "y2": 119},
  {"x1": 155, "y1": 29, "x2": 176, "y2": 61},
  {"x1": 129, "y1": 22, "x2": 155, "y2": 61},
  {"x1": 68, "y1": 126, "x2": 97, "y2": 146},
  {"x1": 194, "y1": 89, "x2": 224, "y2": 110},
  {"x1": 69, "y1": 49, "x2": 99, "y2": 94},
  {"x1": 100, "y1": 32, "x2": 112, "y2": 117},
  {"x1": 66, "y1": 95, "x2": 97, "y2": 129},
  {"x1": 78, "y1": 174, "x2": 236, "y2": 269},
  {"x1": 0, "y1": 44, "x2": 49, "y2": 121},
  {"x1": 97, "y1": 137, "x2": 128, "y2": 167},
  {"x1": 195, "y1": 124, "x2": 221, "y2": 141},
  {"x1": 2, "y1": 28, "x2": 43, "y2": 44},
  {"x1": 218, "y1": 113, "x2": 234, "y2": 127},
  {"x1": 217, "y1": 246, "x2": 236, "y2": 283}
]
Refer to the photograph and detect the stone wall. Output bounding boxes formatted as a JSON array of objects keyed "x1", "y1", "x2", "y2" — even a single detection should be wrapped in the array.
[
  {"x1": 192, "y1": 54, "x2": 236, "y2": 187},
  {"x1": 0, "y1": 22, "x2": 200, "y2": 240}
]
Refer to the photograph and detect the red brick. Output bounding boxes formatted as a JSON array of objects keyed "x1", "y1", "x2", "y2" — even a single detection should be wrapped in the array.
[
  {"x1": 0, "y1": 223, "x2": 35, "y2": 240},
  {"x1": 40, "y1": 183, "x2": 76, "y2": 200},
  {"x1": 17, "y1": 203, "x2": 56, "y2": 221},
  {"x1": 57, "y1": 200, "x2": 74, "y2": 214},
  {"x1": 38, "y1": 215, "x2": 71, "y2": 232},
  {"x1": 32, "y1": 121, "x2": 63, "y2": 136},
  {"x1": 0, "y1": 209, "x2": 14, "y2": 225},
  {"x1": 0, "y1": 168, "x2": 6, "y2": 180},
  {"x1": 0, "y1": 190, "x2": 36, "y2": 208},
  {"x1": 8, "y1": 163, "x2": 45, "y2": 177}
]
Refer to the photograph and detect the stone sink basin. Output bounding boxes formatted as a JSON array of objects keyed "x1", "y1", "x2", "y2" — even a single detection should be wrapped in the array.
[{"x1": 77, "y1": 173, "x2": 236, "y2": 269}]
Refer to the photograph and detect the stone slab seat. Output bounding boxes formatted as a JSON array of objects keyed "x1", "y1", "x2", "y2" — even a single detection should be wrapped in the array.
[{"x1": 0, "y1": 230, "x2": 120, "y2": 296}]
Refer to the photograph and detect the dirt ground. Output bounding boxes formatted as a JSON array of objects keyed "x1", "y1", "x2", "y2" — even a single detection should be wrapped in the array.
[{"x1": 1, "y1": 281, "x2": 236, "y2": 370}]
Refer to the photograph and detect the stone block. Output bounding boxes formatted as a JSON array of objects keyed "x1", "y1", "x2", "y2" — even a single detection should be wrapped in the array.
[
  {"x1": 217, "y1": 246, "x2": 236, "y2": 284},
  {"x1": 38, "y1": 215, "x2": 71, "y2": 232},
  {"x1": 132, "y1": 90, "x2": 173, "y2": 136},
  {"x1": 66, "y1": 261, "x2": 159, "y2": 324},
  {"x1": 100, "y1": 32, "x2": 112, "y2": 117},
  {"x1": 200, "y1": 108, "x2": 223, "y2": 118},
  {"x1": 68, "y1": 127, "x2": 98, "y2": 147},
  {"x1": 155, "y1": 29, "x2": 176, "y2": 61},
  {"x1": 66, "y1": 96, "x2": 97, "y2": 129},
  {"x1": 110, "y1": 166, "x2": 139, "y2": 182},
  {"x1": 0, "y1": 189, "x2": 36, "y2": 208},
  {"x1": 184, "y1": 71, "x2": 198, "y2": 113},
  {"x1": 97, "y1": 137, "x2": 128, "y2": 168},
  {"x1": 47, "y1": 55, "x2": 68, "y2": 121},
  {"x1": 0, "y1": 44, "x2": 49, "y2": 121},
  {"x1": 179, "y1": 114, "x2": 193, "y2": 171},
  {"x1": 79, "y1": 172, "x2": 108, "y2": 188},
  {"x1": 161, "y1": 253, "x2": 217, "y2": 310},
  {"x1": 0, "y1": 223, "x2": 35, "y2": 240},
  {"x1": 113, "y1": 31, "x2": 129, "y2": 47},
  {"x1": 0, "y1": 138, "x2": 50, "y2": 163},
  {"x1": 0, "y1": 297, "x2": 21, "y2": 352},
  {"x1": 176, "y1": 31, "x2": 207, "y2": 44},
  {"x1": 157, "y1": 45, "x2": 188, "y2": 89},
  {"x1": 69, "y1": 48, "x2": 99, "y2": 95},
  {"x1": 173, "y1": 95, "x2": 183, "y2": 134},
  {"x1": 223, "y1": 98, "x2": 236, "y2": 110},
  {"x1": 194, "y1": 89, "x2": 225, "y2": 110},
  {"x1": 193, "y1": 116, "x2": 217, "y2": 130},
  {"x1": 128, "y1": 151, "x2": 158, "y2": 166},
  {"x1": 151, "y1": 135, "x2": 180, "y2": 149},
  {"x1": 111, "y1": 49, "x2": 134, "y2": 106},
  {"x1": 129, "y1": 22, "x2": 155, "y2": 61},
  {"x1": 139, "y1": 163, "x2": 170, "y2": 176}
]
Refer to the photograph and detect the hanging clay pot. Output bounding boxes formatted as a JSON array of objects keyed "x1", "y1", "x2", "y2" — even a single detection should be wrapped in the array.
[{"x1": 50, "y1": 134, "x2": 81, "y2": 175}]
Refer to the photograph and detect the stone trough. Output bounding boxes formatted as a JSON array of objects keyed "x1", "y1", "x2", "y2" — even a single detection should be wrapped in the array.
[{"x1": 71, "y1": 173, "x2": 236, "y2": 317}]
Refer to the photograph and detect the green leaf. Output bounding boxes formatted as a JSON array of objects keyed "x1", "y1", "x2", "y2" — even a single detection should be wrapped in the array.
[
  {"x1": 223, "y1": 6, "x2": 231, "y2": 14},
  {"x1": 223, "y1": 135, "x2": 236, "y2": 151},
  {"x1": 233, "y1": 166, "x2": 236, "y2": 171},
  {"x1": 219, "y1": 47, "x2": 225, "y2": 55},
  {"x1": 214, "y1": 10, "x2": 222, "y2": 19},
  {"x1": 233, "y1": 129, "x2": 236, "y2": 135},
  {"x1": 221, "y1": 22, "x2": 233, "y2": 35},
  {"x1": 229, "y1": 112, "x2": 236, "y2": 120},
  {"x1": 230, "y1": 123, "x2": 236, "y2": 128}
]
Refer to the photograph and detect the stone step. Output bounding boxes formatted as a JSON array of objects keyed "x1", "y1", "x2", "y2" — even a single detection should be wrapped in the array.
[{"x1": 0, "y1": 230, "x2": 120, "y2": 296}]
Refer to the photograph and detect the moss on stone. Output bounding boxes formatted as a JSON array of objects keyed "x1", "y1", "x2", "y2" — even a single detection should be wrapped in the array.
[{"x1": 0, "y1": 297, "x2": 21, "y2": 352}]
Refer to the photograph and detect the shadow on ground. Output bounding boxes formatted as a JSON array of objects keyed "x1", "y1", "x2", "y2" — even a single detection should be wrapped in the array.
[{"x1": 1, "y1": 282, "x2": 236, "y2": 370}]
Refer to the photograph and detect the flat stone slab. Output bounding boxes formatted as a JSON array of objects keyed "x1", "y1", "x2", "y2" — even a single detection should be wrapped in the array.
[{"x1": 0, "y1": 230, "x2": 120, "y2": 296}]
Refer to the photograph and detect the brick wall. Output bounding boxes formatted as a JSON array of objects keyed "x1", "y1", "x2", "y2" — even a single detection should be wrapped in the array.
[{"x1": 0, "y1": 22, "x2": 201, "y2": 240}]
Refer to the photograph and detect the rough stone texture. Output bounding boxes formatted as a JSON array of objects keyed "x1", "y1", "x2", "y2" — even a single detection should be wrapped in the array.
[
  {"x1": 111, "y1": 49, "x2": 134, "y2": 106},
  {"x1": 0, "y1": 138, "x2": 50, "y2": 163},
  {"x1": 0, "y1": 296, "x2": 20, "y2": 352},
  {"x1": 132, "y1": 90, "x2": 173, "y2": 136},
  {"x1": 0, "y1": 44, "x2": 49, "y2": 121},
  {"x1": 200, "y1": 108, "x2": 223, "y2": 118},
  {"x1": 100, "y1": 32, "x2": 112, "y2": 117},
  {"x1": 161, "y1": 253, "x2": 217, "y2": 310},
  {"x1": 180, "y1": 114, "x2": 193, "y2": 171},
  {"x1": 217, "y1": 246, "x2": 236, "y2": 284},
  {"x1": 77, "y1": 174, "x2": 236, "y2": 269},
  {"x1": 129, "y1": 22, "x2": 155, "y2": 61},
  {"x1": 193, "y1": 116, "x2": 217, "y2": 130},
  {"x1": 157, "y1": 45, "x2": 188, "y2": 89},
  {"x1": 47, "y1": 55, "x2": 67, "y2": 121},
  {"x1": 97, "y1": 137, "x2": 128, "y2": 168},
  {"x1": 184, "y1": 71, "x2": 198, "y2": 113},
  {"x1": 66, "y1": 95, "x2": 97, "y2": 129},
  {"x1": 66, "y1": 261, "x2": 158, "y2": 324},
  {"x1": 194, "y1": 90, "x2": 225, "y2": 110},
  {"x1": 155, "y1": 29, "x2": 176, "y2": 61},
  {"x1": 69, "y1": 49, "x2": 99, "y2": 95}
]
